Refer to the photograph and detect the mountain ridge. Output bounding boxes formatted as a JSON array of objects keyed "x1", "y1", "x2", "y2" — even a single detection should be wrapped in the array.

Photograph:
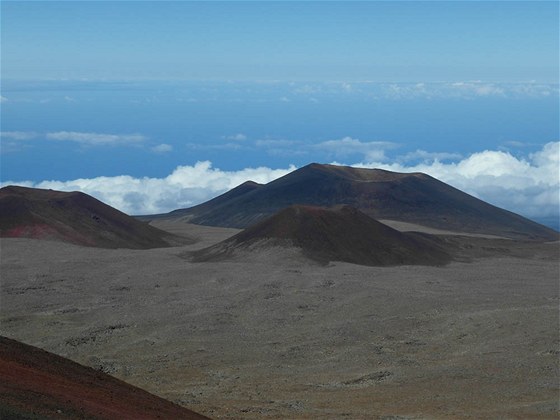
[{"x1": 152, "y1": 163, "x2": 558, "y2": 241}]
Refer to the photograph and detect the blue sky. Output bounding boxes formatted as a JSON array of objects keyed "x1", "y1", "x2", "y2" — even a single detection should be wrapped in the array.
[
  {"x1": 1, "y1": 1, "x2": 559, "y2": 226},
  {"x1": 2, "y1": 1, "x2": 558, "y2": 81}
]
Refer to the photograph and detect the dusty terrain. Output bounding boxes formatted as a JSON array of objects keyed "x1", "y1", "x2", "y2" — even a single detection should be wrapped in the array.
[{"x1": 1, "y1": 220, "x2": 558, "y2": 419}]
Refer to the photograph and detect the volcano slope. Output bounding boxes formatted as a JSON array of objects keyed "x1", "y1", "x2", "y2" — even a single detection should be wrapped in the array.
[
  {"x1": 193, "y1": 205, "x2": 452, "y2": 266},
  {"x1": 0, "y1": 186, "x2": 193, "y2": 249},
  {"x1": 159, "y1": 163, "x2": 558, "y2": 241},
  {"x1": 0, "y1": 336, "x2": 208, "y2": 420}
]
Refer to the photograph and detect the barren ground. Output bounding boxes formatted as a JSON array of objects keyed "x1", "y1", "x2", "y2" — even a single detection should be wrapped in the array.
[{"x1": 1, "y1": 220, "x2": 558, "y2": 419}]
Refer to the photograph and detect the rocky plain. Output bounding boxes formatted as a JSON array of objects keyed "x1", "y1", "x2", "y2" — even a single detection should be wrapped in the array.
[{"x1": 1, "y1": 218, "x2": 558, "y2": 419}]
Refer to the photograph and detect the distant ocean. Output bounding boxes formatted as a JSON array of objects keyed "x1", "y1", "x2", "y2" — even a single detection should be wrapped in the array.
[{"x1": 3, "y1": 80, "x2": 558, "y2": 180}]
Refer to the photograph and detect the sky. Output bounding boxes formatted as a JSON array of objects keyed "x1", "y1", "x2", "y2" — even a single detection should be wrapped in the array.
[
  {"x1": 2, "y1": 1, "x2": 559, "y2": 82},
  {"x1": 1, "y1": 1, "x2": 559, "y2": 228}
]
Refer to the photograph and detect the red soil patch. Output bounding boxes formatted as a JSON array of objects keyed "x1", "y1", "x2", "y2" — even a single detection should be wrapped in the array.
[
  {"x1": 0, "y1": 186, "x2": 193, "y2": 249},
  {"x1": 0, "y1": 336, "x2": 208, "y2": 420}
]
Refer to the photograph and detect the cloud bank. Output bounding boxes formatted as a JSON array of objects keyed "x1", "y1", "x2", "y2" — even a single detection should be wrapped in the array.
[
  {"x1": 2, "y1": 162, "x2": 295, "y2": 215},
  {"x1": 2, "y1": 143, "x2": 558, "y2": 223}
]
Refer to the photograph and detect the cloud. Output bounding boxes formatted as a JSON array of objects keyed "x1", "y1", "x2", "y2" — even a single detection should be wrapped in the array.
[
  {"x1": 2, "y1": 161, "x2": 296, "y2": 215},
  {"x1": 348, "y1": 141, "x2": 560, "y2": 220},
  {"x1": 151, "y1": 143, "x2": 173, "y2": 153},
  {"x1": 1, "y1": 131, "x2": 148, "y2": 152},
  {"x1": 293, "y1": 84, "x2": 321, "y2": 95},
  {"x1": 290, "y1": 81, "x2": 558, "y2": 100},
  {"x1": 502, "y1": 140, "x2": 528, "y2": 148},
  {"x1": 255, "y1": 139, "x2": 300, "y2": 148},
  {"x1": 360, "y1": 81, "x2": 559, "y2": 100},
  {"x1": 508, "y1": 82, "x2": 559, "y2": 97},
  {"x1": 382, "y1": 81, "x2": 507, "y2": 99},
  {"x1": 0, "y1": 132, "x2": 39, "y2": 153},
  {"x1": 0, "y1": 96, "x2": 8, "y2": 103},
  {"x1": 255, "y1": 139, "x2": 306, "y2": 157},
  {"x1": 46, "y1": 131, "x2": 146, "y2": 145},
  {"x1": 2, "y1": 131, "x2": 146, "y2": 145},
  {"x1": 383, "y1": 83, "x2": 431, "y2": 100},
  {"x1": 187, "y1": 142, "x2": 245, "y2": 151},
  {"x1": 224, "y1": 133, "x2": 247, "y2": 141},
  {"x1": 340, "y1": 82, "x2": 353, "y2": 92},
  {"x1": 316, "y1": 137, "x2": 397, "y2": 161},
  {"x1": 450, "y1": 82, "x2": 505, "y2": 97},
  {"x1": 0, "y1": 131, "x2": 39, "y2": 140},
  {"x1": 380, "y1": 81, "x2": 558, "y2": 100},
  {"x1": 398, "y1": 149, "x2": 463, "y2": 163}
]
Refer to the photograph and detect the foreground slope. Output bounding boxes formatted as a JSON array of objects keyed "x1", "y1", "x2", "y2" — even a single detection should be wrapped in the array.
[
  {"x1": 3, "y1": 228, "x2": 558, "y2": 419},
  {"x1": 0, "y1": 186, "x2": 193, "y2": 249},
  {"x1": 0, "y1": 336, "x2": 208, "y2": 420},
  {"x1": 193, "y1": 205, "x2": 452, "y2": 266},
  {"x1": 163, "y1": 163, "x2": 558, "y2": 241}
]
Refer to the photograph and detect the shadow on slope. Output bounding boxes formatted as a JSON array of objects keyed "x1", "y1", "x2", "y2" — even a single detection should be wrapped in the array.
[
  {"x1": 0, "y1": 186, "x2": 195, "y2": 249},
  {"x1": 0, "y1": 336, "x2": 208, "y2": 420},
  {"x1": 191, "y1": 205, "x2": 452, "y2": 267}
]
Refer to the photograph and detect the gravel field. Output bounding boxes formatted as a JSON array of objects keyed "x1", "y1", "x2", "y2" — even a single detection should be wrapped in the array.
[{"x1": 1, "y1": 221, "x2": 558, "y2": 419}]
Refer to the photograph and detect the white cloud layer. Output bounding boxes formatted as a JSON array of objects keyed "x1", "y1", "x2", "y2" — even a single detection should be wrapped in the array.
[
  {"x1": 2, "y1": 143, "x2": 558, "y2": 222},
  {"x1": 2, "y1": 162, "x2": 296, "y2": 215}
]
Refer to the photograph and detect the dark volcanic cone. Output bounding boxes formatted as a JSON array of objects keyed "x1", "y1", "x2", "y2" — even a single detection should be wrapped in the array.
[
  {"x1": 193, "y1": 205, "x2": 452, "y2": 266},
  {"x1": 169, "y1": 180, "x2": 262, "y2": 222},
  {"x1": 0, "y1": 186, "x2": 194, "y2": 249},
  {"x1": 0, "y1": 336, "x2": 208, "y2": 420},
  {"x1": 162, "y1": 163, "x2": 558, "y2": 241}
]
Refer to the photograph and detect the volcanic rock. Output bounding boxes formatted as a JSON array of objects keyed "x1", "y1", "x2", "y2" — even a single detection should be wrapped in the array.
[
  {"x1": 192, "y1": 205, "x2": 452, "y2": 266},
  {"x1": 0, "y1": 186, "x2": 194, "y2": 249},
  {"x1": 0, "y1": 335, "x2": 207, "y2": 420},
  {"x1": 160, "y1": 163, "x2": 558, "y2": 241}
]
